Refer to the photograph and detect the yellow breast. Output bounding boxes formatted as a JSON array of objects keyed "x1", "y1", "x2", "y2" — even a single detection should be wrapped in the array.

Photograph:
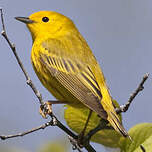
[{"x1": 31, "y1": 42, "x2": 79, "y2": 104}]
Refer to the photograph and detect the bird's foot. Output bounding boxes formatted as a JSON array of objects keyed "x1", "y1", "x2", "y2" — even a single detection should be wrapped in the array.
[{"x1": 39, "y1": 101, "x2": 52, "y2": 118}]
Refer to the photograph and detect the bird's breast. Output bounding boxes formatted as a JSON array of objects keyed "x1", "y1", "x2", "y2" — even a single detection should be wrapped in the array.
[{"x1": 31, "y1": 47, "x2": 79, "y2": 103}]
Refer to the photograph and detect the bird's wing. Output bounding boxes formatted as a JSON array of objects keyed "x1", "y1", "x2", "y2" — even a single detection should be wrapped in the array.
[{"x1": 39, "y1": 39, "x2": 107, "y2": 119}]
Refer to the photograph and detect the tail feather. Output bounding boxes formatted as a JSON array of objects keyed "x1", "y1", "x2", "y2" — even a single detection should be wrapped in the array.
[{"x1": 108, "y1": 111, "x2": 129, "y2": 138}]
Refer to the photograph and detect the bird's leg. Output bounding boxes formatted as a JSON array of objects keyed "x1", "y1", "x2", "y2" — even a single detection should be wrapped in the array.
[
  {"x1": 77, "y1": 110, "x2": 93, "y2": 147},
  {"x1": 85, "y1": 119, "x2": 112, "y2": 142},
  {"x1": 39, "y1": 100, "x2": 66, "y2": 118}
]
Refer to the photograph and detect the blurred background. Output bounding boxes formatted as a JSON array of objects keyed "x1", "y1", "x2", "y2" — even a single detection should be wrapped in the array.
[{"x1": 0, "y1": 0, "x2": 152, "y2": 151}]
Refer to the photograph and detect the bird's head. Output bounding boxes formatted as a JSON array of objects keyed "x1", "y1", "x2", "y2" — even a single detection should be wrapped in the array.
[{"x1": 15, "y1": 11, "x2": 75, "y2": 41}]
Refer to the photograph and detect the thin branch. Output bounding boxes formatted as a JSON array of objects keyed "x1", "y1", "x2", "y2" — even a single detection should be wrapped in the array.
[
  {"x1": 0, "y1": 8, "x2": 44, "y2": 106},
  {"x1": 0, "y1": 7, "x2": 5, "y2": 32},
  {"x1": 0, "y1": 121, "x2": 53, "y2": 140},
  {"x1": 68, "y1": 136, "x2": 83, "y2": 152},
  {"x1": 54, "y1": 113, "x2": 96, "y2": 152},
  {"x1": 115, "y1": 73, "x2": 149, "y2": 114},
  {"x1": 52, "y1": 114, "x2": 77, "y2": 139},
  {"x1": 0, "y1": 114, "x2": 77, "y2": 141},
  {"x1": 84, "y1": 143, "x2": 96, "y2": 152}
]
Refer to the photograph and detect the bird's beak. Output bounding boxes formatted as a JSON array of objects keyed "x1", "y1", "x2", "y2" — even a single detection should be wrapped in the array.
[{"x1": 15, "y1": 17, "x2": 34, "y2": 24}]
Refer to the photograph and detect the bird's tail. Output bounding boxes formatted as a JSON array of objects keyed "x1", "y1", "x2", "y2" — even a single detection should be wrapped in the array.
[
  {"x1": 100, "y1": 88, "x2": 130, "y2": 138},
  {"x1": 107, "y1": 110, "x2": 129, "y2": 138}
]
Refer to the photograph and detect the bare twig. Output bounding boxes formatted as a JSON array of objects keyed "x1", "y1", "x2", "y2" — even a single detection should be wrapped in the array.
[
  {"x1": 0, "y1": 117, "x2": 77, "y2": 142},
  {"x1": 0, "y1": 121, "x2": 52, "y2": 140},
  {"x1": 115, "y1": 73, "x2": 149, "y2": 114},
  {"x1": 68, "y1": 136, "x2": 83, "y2": 152},
  {"x1": 69, "y1": 135, "x2": 96, "y2": 152},
  {"x1": 0, "y1": 8, "x2": 44, "y2": 106},
  {"x1": 0, "y1": 7, "x2": 5, "y2": 32},
  {"x1": 115, "y1": 74, "x2": 148, "y2": 152},
  {"x1": 84, "y1": 143, "x2": 96, "y2": 152},
  {"x1": 0, "y1": 114, "x2": 77, "y2": 142}
]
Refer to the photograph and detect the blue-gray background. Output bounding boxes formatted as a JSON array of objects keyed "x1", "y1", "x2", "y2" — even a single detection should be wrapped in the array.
[{"x1": 0, "y1": 0, "x2": 152, "y2": 152}]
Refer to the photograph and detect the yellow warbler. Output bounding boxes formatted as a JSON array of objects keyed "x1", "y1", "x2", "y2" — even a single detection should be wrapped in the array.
[{"x1": 15, "y1": 11, "x2": 128, "y2": 137}]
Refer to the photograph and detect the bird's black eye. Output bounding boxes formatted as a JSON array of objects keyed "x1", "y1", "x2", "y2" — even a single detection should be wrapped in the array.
[{"x1": 42, "y1": 17, "x2": 49, "y2": 22}]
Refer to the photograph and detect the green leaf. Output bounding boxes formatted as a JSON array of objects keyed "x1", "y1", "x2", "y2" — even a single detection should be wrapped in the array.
[
  {"x1": 64, "y1": 100, "x2": 123, "y2": 148},
  {"x1": 120, "y1": 123, "x2": 152, "y2": 152},
  {"x1": 64, "y1": 99, "x2": 152, "y2": 151}
]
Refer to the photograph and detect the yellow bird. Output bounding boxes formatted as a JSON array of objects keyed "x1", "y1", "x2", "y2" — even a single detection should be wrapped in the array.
[{"x1": 15, "y1": 11, "x2": 128, "y2": 137}]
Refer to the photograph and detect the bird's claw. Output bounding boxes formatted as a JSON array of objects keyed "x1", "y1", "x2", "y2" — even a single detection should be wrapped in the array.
[{"x1": 39, "y1": 101, "x2": 52, "y2": 118}]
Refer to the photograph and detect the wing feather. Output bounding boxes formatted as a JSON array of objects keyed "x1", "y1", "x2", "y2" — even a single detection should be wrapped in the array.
[
  {"x1": 39, "y1": 39, "x2": 107, "y2": 119},
  {"x1": 40, "y1": 54, "x2": 107, "y2": 119}
]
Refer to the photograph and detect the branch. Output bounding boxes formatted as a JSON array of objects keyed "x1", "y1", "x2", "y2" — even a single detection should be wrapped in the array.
[
  {"x1": 0, "y1": 117, "x2": 76, "y2": 142},
  {"x1": 68, "y1": 136, "x2": 83, "y2": 152},
  {"x1": 0, "y1": 121, "x2": 53, "y2": 140},
  {"x1": 0, "y1": 8, "x2": 44, "y2": 106},
  {"x1": 115, "y1": 73, "x2": 149, "y2": 114}
]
